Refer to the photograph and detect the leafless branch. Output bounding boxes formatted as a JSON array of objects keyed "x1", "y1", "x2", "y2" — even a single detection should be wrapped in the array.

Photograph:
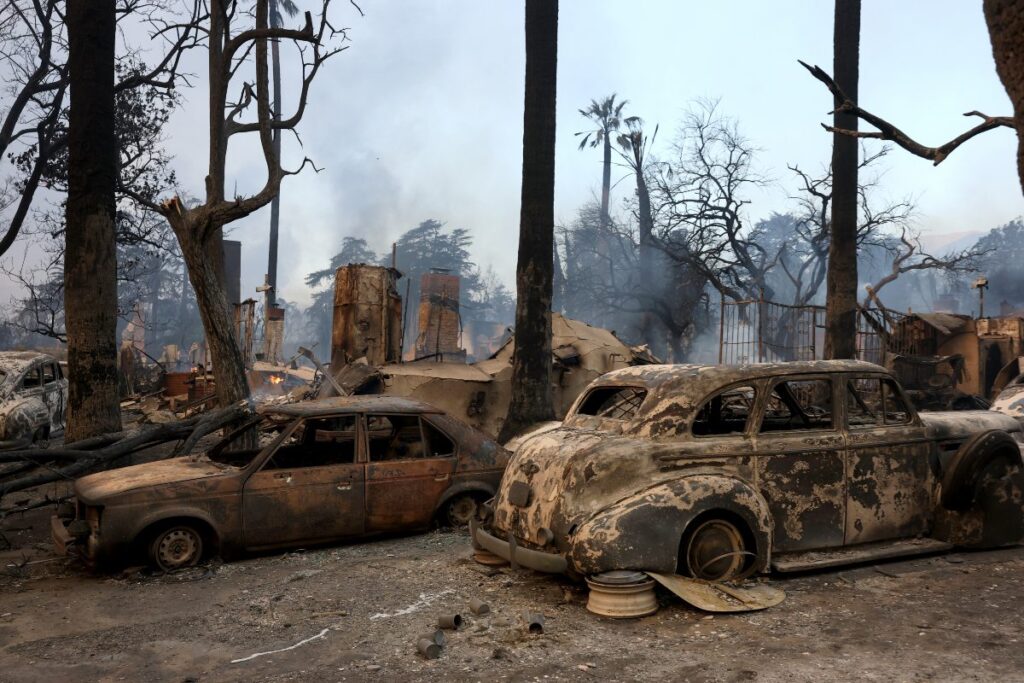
[{"x1": 799, "y1": 60, "x2": 1014, "y2": 166}]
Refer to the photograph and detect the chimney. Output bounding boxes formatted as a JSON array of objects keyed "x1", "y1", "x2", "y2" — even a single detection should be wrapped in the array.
[{"x1": 414, "y1": 269, "x2": 465, "y2": 361}]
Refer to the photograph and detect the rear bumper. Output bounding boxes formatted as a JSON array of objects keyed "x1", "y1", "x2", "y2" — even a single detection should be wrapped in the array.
[{"x1": 474, "y1": 525, "x2": 568, "y2": 574}]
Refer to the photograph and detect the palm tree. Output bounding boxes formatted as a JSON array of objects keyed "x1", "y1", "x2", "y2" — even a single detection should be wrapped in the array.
[
  {"x1": 499, "y1": 0, "x2": 558, "y2": 442},
  {"x1": 266, "y1": 0, "x2": 298, "y2": 307},
  {"x1": 824, "y1": 0, "x2": 860, "y2": 359},
  {"x1": 576, "y1": 95, "x2": 628, "y2": 231}
]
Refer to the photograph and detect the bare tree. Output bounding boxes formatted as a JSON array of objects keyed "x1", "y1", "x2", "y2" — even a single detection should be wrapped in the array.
[
  {"x1": 0, "y1": 0, "x2": 204, "y2": 258},
  {"x1": 649, "y1": 101, "x2": 774, "y2": 303},
  {"x1": 500, "y1": 0, "x2": 558, "y2": 442},
  {"x1": 129, "y1": 0, "x2": 350, "y2": 409},
  {"x1": 863, "y1": 230, "x2": 988, "y2": 311}
]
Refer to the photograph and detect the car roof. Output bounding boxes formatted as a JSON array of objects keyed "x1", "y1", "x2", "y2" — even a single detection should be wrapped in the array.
[
  {"x1": 0, "y1": 351, "x2": 54, "y2": 376},
  {"x1": 266, "y1": 395, "x2": 442, "y2": 417},
  {"x1": 587, "y1": 360, "x2": 890, "y2": 405}
]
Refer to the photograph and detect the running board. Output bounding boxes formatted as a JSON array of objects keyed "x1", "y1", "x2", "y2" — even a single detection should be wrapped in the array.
[{"x1": 771, "y1": 538, "x2": 954, "y2": 572}]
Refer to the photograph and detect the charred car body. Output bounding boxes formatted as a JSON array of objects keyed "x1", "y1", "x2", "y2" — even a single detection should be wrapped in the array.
[
  {"x1": 475, "y1": 360, "x2": 1024, "y2": 581},
  {"x1": 53, "y1": 396, "x2": 508, "y2": 571},
  {"x1": 0, "y1": 351, "x2": 67, "y2": 446}
]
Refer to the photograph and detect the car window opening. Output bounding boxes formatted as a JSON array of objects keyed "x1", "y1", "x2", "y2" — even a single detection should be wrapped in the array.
[
  {"x1": 759, "y1": 379, "x2": 833, "y2": 432},
  {"x1": 368, "y1": 415, "x2": 455, "y2": 461},
  {"x1": 576, "y1": 386, "x2": 647, "y2": 420},
  {"x1": 264, "y1": 416, "x2": 359, "y2": 469},
  {"x1": 693, "y1": 385, "x2": 756, "y2": 436}
]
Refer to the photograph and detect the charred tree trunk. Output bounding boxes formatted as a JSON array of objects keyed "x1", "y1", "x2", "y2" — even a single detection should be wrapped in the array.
[
  {"x1": 499, "y1": 0, "x2": 558, "y2": 443},
  {"x1": 170, "y1": 212, "x2": 250, "y2": 407},
  {"x1": 267, "y1": 0, "x2": 283, "y2": 305},
  {"x1": 824, "y1": 0, "x2": 861, "y2": 359},
  {"x1": 985, "y1": 0, "x2": 1024, "y2": 194},
  {"x1": 64, "y1": 0, "x2": 122, "y2": 441},
  {"x1": 636, "y1": 167, "x2": 656, "y2": 345}
]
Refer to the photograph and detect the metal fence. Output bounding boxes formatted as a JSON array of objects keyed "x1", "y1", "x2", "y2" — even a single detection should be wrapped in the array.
[{"x1": 718, "y1": 295, "x2": 905, "y2": 365}]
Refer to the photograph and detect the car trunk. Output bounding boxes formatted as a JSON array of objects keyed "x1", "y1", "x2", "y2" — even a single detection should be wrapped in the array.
[{"x1": 493, "y1": 427, "x2": 663, "y2": 548}]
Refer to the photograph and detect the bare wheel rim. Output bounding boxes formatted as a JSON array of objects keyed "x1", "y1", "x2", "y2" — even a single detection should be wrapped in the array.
[
  {"x1": 156, "y1": 528, "x2": 201, "y2": 570},
  {"x1": 447, "y1": 496, "x2": 478, "y2": 526},
  {"x1": 686, "y1": 519, "x2": 745, "y2": 581}
]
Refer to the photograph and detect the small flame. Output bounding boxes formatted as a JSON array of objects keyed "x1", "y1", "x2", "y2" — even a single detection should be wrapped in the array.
[{"x1": 268, "y1": 374, "x2": 284, "y2": 385}]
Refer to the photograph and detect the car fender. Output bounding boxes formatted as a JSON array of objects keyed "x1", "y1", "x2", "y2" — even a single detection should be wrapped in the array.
[
  {"x1": 0, "y1": 396, "x2": 49, "y2": 440},
  {"x1": 568, "y1": 473, "x2": 773, "y2": 576},
  {"x1": 433, "y1": 479, "x2": 497, "y2": 514},
  {"x1": 122, "y1": 504, "x2": 228, "y2": 551}
]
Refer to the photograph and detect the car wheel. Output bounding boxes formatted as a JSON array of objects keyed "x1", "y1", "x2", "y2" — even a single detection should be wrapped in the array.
[
  {"x1": 32, "y1": 426, "x2": 49, "y2": 448},
  {"x1": 149, "y1": 525, "x2": 204, "y2": 571},
  {"x1": 442, "y1": 493, "x2": 480, "y2": 527},
  {"x1": 681, "y1": 518, "x2": 748, "y2": 582}
]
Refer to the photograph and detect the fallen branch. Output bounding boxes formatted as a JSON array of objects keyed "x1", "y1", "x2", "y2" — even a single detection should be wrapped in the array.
[{"x1": 0, "y1": 401, "x2": 254, "y2": 499}]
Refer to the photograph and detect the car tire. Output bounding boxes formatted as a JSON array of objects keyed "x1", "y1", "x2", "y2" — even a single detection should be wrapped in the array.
[
  {"x1": 941, "y1": 430, "x2": 1021, "y2": 512},
  {"x1": 32, "y1": 426, "x2": 49, "y2": 448},
  {"x1": 148, "y1": 524, "x2": 204, "y2": 572},
  {"x1": 680, "y1": 517, "x2": 750, "y2": 582},
  {"x1": 441, "y1": 493, "x2": 480, "y2": 527}
]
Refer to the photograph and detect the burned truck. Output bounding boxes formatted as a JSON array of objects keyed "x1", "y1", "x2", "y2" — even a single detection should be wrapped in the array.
[{"x1": 474, "y1": 360, "x2": 1024, "y2": 581}]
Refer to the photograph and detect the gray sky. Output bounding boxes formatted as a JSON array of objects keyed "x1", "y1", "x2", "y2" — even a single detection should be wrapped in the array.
[{"x1": 7, "y1": 0, "x2": 1024, "y2": 309}]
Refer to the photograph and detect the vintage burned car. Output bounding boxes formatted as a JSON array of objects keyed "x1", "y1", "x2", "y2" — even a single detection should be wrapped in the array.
[
  {"x1": 474, "y1": 360, "x2": 1024, "y2": 582},
  {"x1": 0, "y1": 351, "x2": 67, "y2": 445},
  {"x1": 53, "y1": 396, "x2": 508, "y2": 571}
]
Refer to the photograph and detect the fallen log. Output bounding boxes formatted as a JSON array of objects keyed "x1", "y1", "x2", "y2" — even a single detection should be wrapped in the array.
[{"x1": 0, "y1": 400, "x2": 253, "y2": 499}]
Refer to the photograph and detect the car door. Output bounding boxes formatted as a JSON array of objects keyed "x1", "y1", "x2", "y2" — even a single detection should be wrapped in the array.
[
  {"x1": 363, "y1": 413, "x2": 457, "y2": 532},
  {"x1": 242, "y1": 415, "x2": 365, "y2": 549},
  {"x1": 843, "y1": 374, "x2": 933, "y2": 545},
  {"x1": 754, "y1": 375, "x2": 847, "y2": 553}
]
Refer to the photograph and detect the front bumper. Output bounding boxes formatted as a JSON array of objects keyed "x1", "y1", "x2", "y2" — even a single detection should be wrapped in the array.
[{"x1": 474, "y1": 525, "x2": 568, "y2": 574}]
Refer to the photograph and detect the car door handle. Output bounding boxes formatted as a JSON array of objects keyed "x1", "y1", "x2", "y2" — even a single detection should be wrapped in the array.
[
  {"x1": 434, "y1": 473, "x2": 450, "y2": 482},
  {"x1": 336, "y1": 482, "x2": 352, "y2": 491},
  {"x1": 274, "y1": 472, "x2": 292, "y2": 481}
]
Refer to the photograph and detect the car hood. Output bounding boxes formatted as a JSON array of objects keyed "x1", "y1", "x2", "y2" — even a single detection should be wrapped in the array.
[
  {"x1": 74, "y1": 457, "x2": 229, "y2": 503},
  {"x1": 918, "y1": 410, "x2": 1022, "y2": 440}
]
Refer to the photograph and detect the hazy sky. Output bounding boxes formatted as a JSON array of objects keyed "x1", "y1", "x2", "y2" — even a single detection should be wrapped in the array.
[{"x1": 6, "y1": 0, "x2": 1024, "y2": 309}]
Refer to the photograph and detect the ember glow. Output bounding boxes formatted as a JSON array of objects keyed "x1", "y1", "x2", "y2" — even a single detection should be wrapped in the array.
[{"x1": 268, "y1": 374, "x2": 284, "y2": 385}]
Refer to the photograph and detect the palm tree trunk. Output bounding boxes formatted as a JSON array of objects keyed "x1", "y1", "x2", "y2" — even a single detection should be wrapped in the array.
[
  {"x1": 64, "y1": 0, "x2": 122, "y2": 441},
  {"x1": 499, "y1": 0, "x2": 558, "y2": 443},
  {"x1": 824, "y1": 0, "x2": 861, "y2": 359}
]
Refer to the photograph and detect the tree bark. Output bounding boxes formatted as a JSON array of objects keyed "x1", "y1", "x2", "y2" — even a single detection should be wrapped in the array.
[
  {"x1": 984, "y1": 0, "x2": 1024, "y2": 194},
  {"x1": 499, "y1": 0, "x2": 558, "y2": 443},
  {"x1": 171, "y1": 212, "x2": 250, "y2": 409},
  {"x1": 824, "y1": 0, "x2": 861, "y2": 359},
  {"x1": 64, "y1": 0, "x2": 122, "y2": 441},
  {"x1": 267, "y1": 0, "x2": 283, "y2": 306}
]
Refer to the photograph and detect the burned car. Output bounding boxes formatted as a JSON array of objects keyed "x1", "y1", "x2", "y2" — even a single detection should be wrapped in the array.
[
  {"x1": 0, "y1": 351, "x2": 67, "y2": 445},
  {"x1": 474, "y1": 360, "x2": 1024, "y2": 582},
  {"x1": 53, "y1": 396, "x2": 508, "y2": 571}
]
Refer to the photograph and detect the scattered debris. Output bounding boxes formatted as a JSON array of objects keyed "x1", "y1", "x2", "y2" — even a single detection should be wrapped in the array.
[
  {"x1": 437, "y1": 612, "x2": 462, "y2": 630},
  {"x1": 230, "y1": 627, "x2": 330, "y2": 664},
  {"x1": 469, "y1": 598, "x2": 490, "y2": 616}
]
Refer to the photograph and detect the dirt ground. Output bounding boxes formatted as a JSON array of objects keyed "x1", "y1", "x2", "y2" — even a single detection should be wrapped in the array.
[{"x1": 2, "y1": 504, "x2": 1024, "y2": 683}]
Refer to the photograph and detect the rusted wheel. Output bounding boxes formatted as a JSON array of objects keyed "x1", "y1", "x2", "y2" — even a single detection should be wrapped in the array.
[
  {"x1": 149, "y1": 525, "x2": 203, "y2": 571},
  {"x1": 442, "y1": 493, "x2": 480, "y2": 527},
  {"x1": 682, "y1": 518, "x2": 747, "y2": 582}
]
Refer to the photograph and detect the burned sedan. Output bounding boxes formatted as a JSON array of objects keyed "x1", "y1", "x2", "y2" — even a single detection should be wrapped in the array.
[
  {"x1": 474, "y1": 360, "x2": 1024, "y2": 582},
  {"x1": 0, "y1": 351, "x2": 67, "y2": 446},
  {"x1": 53, "y1": 396, "x2": 508, "y2": 571}
]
